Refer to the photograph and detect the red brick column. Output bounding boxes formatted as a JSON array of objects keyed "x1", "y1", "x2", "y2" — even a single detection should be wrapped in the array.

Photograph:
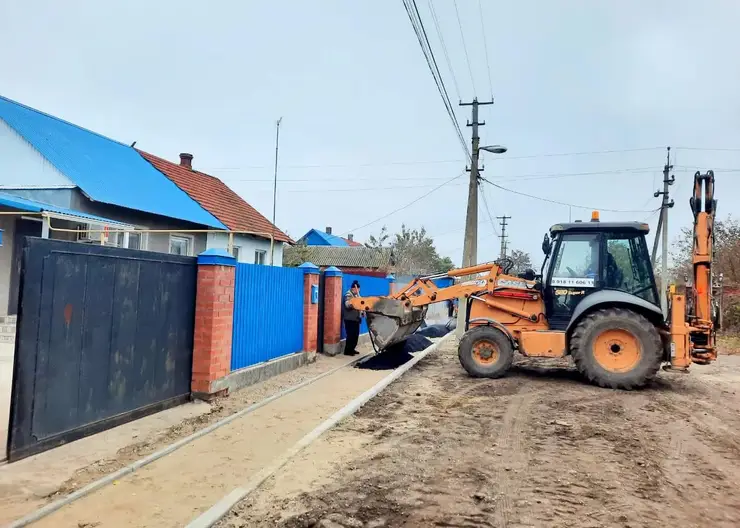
[
  {"x1": 192, "y1": 249, "x2": 236, "y2": 399},
  {"x1": 299, "y1": 262, "x2": 320, "y2": 354},
  {"x1": 322, "y1": 266, "x2": 343, "y2": 356}
]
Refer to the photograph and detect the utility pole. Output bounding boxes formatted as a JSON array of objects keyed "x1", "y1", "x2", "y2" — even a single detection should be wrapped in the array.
[
  {"x1": 497, "y1": 215, "x2": 510, "y2": 258},
  {"x1": 269, "y1": 117, "x2": 282, "y2": 266},
  {"x1": 459, "y1": 98, "x2": 494, "y2": 269},
  {"x1": 652, "y1": 147, "x2": 674, "y2": 315},
  {"x1": 456, "y1": 98, "x2": 493, "y2": 335}
]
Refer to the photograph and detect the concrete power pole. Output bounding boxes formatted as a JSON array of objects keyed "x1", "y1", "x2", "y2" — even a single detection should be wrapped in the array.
[
  {"x1": 651, "y1": 147, "x2": 674, "y2": 315},
  {"x1": 459, "y1": 98, "x2": 493, "y2": 268},
  {"x1": 456, "y1": 98, "x2": 493, "y2": 335},
  {"x1": 497, "y1": 215, "x2": 510, "y2": 258}
]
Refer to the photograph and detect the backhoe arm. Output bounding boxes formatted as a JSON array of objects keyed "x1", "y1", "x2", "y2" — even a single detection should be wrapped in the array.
[
  {"x1": 349, "y1": 262, "x2": 499, "y2": 313},
  {"x1": 347, "y1": 262, "x2": 544, "y2": 350},
  {"x1": 671, "y1": 170, "x2": 717, "y2": 368}
]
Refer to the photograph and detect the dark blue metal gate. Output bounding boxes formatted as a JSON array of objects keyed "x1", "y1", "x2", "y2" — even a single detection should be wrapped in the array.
[{"x1": 7, "y1": 238, "x2": 197, "y2": 461}]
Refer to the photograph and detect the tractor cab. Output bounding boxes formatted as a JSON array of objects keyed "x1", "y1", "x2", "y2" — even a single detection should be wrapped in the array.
[{"x1": 541, "y1": 212, "x2": 659, "y2": 330}]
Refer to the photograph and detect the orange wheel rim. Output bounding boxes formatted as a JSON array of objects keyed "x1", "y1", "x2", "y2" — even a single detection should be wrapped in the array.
[
  {"x1": 472, "y1": 339, "x2": 499, "y2": 365},
  {"x1": 593, "y1": 328, "x2": 641, "y2": 373}
]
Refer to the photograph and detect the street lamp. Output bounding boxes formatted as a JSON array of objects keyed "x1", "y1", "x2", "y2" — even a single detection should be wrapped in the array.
[{"x1": 480, "y1": 144, "x2": 507, "y2": 154}]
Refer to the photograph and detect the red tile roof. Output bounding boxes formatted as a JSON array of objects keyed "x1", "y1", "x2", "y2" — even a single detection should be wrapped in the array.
[
  {"x1": 344, "y1": 238, "x2": 363, "y2": 247},
  {"x1": 139, "y1": 151, "x2": 292, "y2": 244}
]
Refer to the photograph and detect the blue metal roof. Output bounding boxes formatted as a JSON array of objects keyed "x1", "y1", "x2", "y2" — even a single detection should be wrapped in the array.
[
  {"x1": 0, "y1": 192, "x2": 134, "y2": 226},
  {"x1": 301, "y1": 229, "x2": 349, "y2": 247},
  {"x1": 0, "y1": 96, "x2": 226, "y2": 229}
]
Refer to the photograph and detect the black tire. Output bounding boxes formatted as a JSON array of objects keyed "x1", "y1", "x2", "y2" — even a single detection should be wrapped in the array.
[
  {"x1": 458, "y1": 326, "x2": 514, "y2": 378},
  {"x1": 570, "y1": 307, "x2": 662, "y2": 390}
]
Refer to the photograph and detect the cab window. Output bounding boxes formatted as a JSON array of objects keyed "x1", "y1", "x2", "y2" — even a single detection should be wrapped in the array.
[
  {"x1": 604, "y1": 232, "x2": 658, "y2": 304},
  {"x1": 551, "y1": 233, "x2": 600, "y2": 287}
]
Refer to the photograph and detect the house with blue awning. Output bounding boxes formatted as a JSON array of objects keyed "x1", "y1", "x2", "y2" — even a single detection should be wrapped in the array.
[{"x1": 0, "y1": 95, "x2": 234, "y2": 316}]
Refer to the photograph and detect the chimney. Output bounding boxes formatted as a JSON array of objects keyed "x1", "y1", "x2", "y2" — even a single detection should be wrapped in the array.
[
  {"x1": 179, "y1": 153, "x2": 193, "y2": 169},
  {"x1": 325, "y1": 226, "x2": 332, "y2": 235},
  {"x1": 347, "y1": 234, "x2": 354, "y2": 241}
]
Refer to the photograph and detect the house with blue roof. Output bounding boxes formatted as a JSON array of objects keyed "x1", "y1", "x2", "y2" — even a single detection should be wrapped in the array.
[
  {"x1": 0, "y1": 95, "x2": 286, "y2": 316},
  {"x1": 299, "y1": 227, "x2": 362, "y2": 247}
]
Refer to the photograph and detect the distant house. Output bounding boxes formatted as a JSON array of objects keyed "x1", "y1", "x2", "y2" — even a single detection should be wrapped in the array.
[
  {"x1": 0, "y1": 94, "x2": 289, "y2": 315},
  {"x1": 298, "y1": 227, "x2": 361, "y2": 247},
  {"x1": 284, "y1": 245, "x2": 394, "y2": 278},
  {"x1": 140, "y1": 151, "x2": 292, "y2": 265}
]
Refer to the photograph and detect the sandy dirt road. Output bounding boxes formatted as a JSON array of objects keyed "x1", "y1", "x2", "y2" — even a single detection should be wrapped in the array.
[
  {"x1": 220, "y1": 339, "x2": 740, "y2": 528},
  {"x1": 15, "y1": 359, "x2": 388, "y2": 527},
  {"x1": 0, "y1": 350, "x2": 369, "y2": 525}
]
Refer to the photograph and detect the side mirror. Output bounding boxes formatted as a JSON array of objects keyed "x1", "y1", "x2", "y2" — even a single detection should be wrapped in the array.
[{"x1": 542, "y1": 233, "x2": 552, "y2": 255}]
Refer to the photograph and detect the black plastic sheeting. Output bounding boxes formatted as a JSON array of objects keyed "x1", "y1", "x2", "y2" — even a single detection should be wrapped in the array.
[
  {"x1": 355, "y1": 317, "x2": 457, "y2": 371},
  {"x1": 355, "y1": 334, "x2": 433, "y2": 371},
  {"x1": 415, "y1": 324, "x2": 449, "y2": 338}
]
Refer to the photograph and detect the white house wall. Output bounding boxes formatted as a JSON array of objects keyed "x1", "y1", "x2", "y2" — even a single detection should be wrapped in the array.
[
  {"x1": 0, "y1": 119, "x2": 75, "y2": 187},
  {"x1": 206, "y1": 232, "x2": 283, "y2": 266},
  {"x1": 0, "y1": 216, "x2": 16, "y2": 314}
]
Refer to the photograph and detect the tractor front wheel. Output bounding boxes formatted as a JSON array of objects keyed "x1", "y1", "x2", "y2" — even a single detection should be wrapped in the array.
[
  {"x1": 458, "y1": 326, "x2": 514, "y2": 378},
  {"x1": 570, "y1": 307, "x2": 662, "y2": 390}
]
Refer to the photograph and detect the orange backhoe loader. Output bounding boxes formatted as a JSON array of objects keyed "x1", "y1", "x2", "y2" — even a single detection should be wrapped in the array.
[{"x1": 349, "y1": 171, "x2": 717, "y2": 389}]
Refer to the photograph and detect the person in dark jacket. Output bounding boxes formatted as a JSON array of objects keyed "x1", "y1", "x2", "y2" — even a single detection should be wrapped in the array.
[{"x1": 343, "y1": 280, "x2": 363, "y2": 356}]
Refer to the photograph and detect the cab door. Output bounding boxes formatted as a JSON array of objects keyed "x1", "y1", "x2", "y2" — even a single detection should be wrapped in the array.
[{"x1": 545, "y1": 232, "x2": 602, "y2": 330}]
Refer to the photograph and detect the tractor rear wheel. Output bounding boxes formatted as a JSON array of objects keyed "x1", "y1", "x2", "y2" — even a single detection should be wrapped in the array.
[
  {"x1": 570, "y1": 307, "x2": 662, "y2": 390},
  {"x1": 458, "y1": 326, "x2": 514, "y2": 378}
]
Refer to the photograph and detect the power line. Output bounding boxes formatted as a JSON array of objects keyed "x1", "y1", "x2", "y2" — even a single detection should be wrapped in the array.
[
  {"x1": 427, "y1": 0, "x2": 461, "y2": 102},
  {"x1": 341, "y1": 171, "x2": 465, "y2": 236},
  {"x1": 477, "y1": 0, "x2": 494, "y2": 98},
  {"x1": 402, "y1": 0, "x2": 470, "y2": 160},
  {"x1": 487, "y1": 167, "x2": 659, "y2": 183},
  {"x1": 285, "y1": 182, "x2": 466, "y2": 193},
  {"x1": 674, "y1": 146, "x2": 740, "y2": 152},
  {"x1": 208, "y1": 146, "x2": 668, "y2": 172},
  {"x1": 482, "y1": 178, "x2": 659, "y2": 214},
  {"x1": 484, "y1": 146, "x2": 665, "y2": 161},
  {"x1": 479, "y1": 185, "x2": 501, "y2": 236},
  {"x1": 209, "y1": 158, "x2": 464, "y2": 171},
  {"x1": 221, "y1": 166, "x2": 663, "y2": 184},
  {"x1": 453, "y1": 0, "x2": 476, "y2": 93},
  {"x1": 675, "y1": 164, "x2": 740, "y2": 172}
]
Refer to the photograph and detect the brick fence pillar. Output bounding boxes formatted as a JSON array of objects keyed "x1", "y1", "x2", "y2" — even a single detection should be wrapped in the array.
[
  {"x1": 322, "y1": 266, "x2": 343, "y2": 356},
  {"x1": 192, "y1": 249, "x2": 236, "y2": 399},
  {"x1": 299, "y1": 262, "x2": 319, "y2": 355}
]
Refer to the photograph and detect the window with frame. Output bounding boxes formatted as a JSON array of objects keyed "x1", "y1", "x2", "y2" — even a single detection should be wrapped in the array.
[
  {"x1": 605, "y1": 232, "x2": 657, "y2": 304},
  {"x1": 254, "y1": 249, "x2": 266, "y2": 265},
  {"x1": 551, "y1": 233, "x2": 600, "y2": 285},
  {"x1": 169, "y1": 235, "x2": 192, "y2": 256},
  {"x1": 232, "y1": 246, "x2": 241, "y2": 262},
  {"x1": 115, "y1": 232, "x2": 144, "y2": 250}
]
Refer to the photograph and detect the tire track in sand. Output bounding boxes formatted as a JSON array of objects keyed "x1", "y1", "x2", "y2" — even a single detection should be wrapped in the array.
[{"x1": 494, "y1": 387, "x2": 535, "y2": 528}]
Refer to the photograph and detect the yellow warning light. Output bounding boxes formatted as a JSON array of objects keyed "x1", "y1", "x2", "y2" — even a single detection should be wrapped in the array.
[{"x1": 591, "y1": 210, "x2": 600, "y2": 222}]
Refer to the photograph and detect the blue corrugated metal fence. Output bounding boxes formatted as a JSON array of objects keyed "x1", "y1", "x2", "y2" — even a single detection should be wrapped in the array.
[
  {"x1": 231, "y1": 263, "x2": 304, "y2": 371},
  {"x1": 341, "y1": 273, "x2": 391, "y2": 338}
]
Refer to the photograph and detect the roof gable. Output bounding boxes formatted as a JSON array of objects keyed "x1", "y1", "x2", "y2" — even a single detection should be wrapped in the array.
[
  {"x1": 0, "y1": 96, "x2": 226, "y2": 229},
  {"x1": 139, "y1": 151, "x2": 292, "y2": 244},
  {"x1": 300, "y1": 229, "x2": 349, "y2": 247}
]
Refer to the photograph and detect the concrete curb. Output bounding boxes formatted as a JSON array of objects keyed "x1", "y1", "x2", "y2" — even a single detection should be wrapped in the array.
[
  {"x1": 186, "y1": 333, "x2": 453, "y2": 528},
  {"x1": 6, "y1": 353, "x2": 370, "y2": 528}
]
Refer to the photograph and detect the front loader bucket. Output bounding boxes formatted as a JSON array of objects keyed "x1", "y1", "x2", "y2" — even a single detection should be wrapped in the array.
[{"x1": 366, "y1": 298, "x2": 427, "y2": 351}]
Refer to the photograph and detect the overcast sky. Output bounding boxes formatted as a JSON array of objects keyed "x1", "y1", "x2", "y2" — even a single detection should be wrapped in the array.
[{"x1": 2, "y1": 0, "x2": 739, "y2": 266}]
